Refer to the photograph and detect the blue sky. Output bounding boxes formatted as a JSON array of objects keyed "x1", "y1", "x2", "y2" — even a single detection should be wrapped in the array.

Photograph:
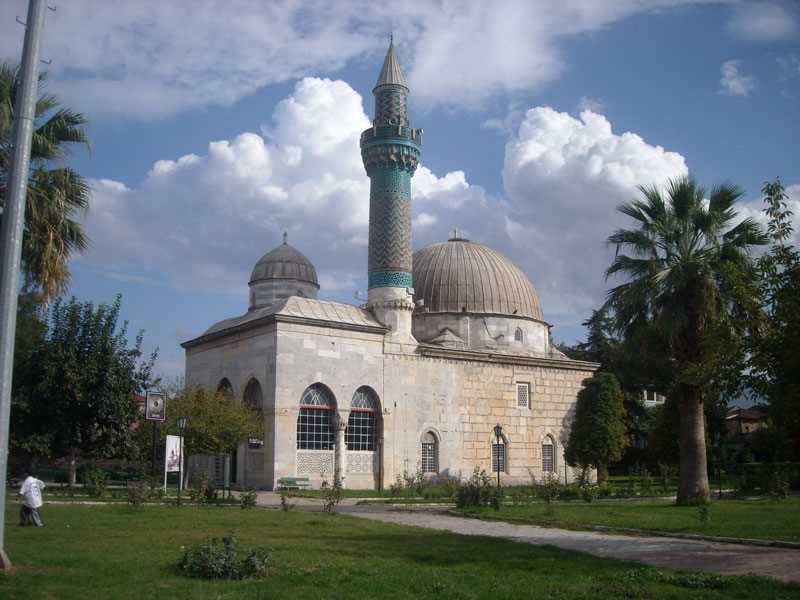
[{"x1": 1, "y1": 0, "x2": 798, "y2": 380}]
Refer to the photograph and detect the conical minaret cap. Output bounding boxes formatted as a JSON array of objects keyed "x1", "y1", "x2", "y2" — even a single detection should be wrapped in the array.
[{"x1": 375, "y1": 37, "x2": 408, "y2": 90}]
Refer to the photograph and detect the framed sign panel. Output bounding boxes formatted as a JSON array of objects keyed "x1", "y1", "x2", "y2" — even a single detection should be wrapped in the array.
[{"x1": 145, "y1": 391, "x2": 166, "y2": 422}]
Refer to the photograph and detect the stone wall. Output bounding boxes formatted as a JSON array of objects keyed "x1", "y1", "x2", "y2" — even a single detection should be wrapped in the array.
[
  {"x1": 184, "y1": 322, "x2": 278, "y2": 489},
  {"x1": 185, "y1": 317, "x2": 595, "y2": 490}
]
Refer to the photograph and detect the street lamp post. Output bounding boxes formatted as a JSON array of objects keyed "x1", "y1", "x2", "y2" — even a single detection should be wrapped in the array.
[
  {"x1": 493, "y1": 424, "x2": 503, "y2": 489},
  {"x1": 177, "y1": 416, "x2": 187, "y2": 507}
]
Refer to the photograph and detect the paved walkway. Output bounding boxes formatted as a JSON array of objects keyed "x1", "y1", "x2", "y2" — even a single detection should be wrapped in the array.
[{"x1": 346, "y1": 507, "x2": 800, "y2": 583}]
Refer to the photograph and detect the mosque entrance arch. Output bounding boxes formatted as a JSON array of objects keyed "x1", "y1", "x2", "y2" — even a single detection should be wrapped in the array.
[{"x1": 242, "y1": 378, "x2": 265, "y2": 488}]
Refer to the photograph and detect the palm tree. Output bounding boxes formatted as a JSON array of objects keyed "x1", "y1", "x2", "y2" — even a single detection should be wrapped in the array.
[
  {"x1": 0, "y1": 62, "x2": 90, "y2": 300},
  {"x1": 606, "y1": 176, "x2": 767, "y2": 504}
]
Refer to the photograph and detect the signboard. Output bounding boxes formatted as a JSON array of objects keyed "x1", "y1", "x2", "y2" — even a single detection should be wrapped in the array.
[
  {"x1": 165, "y1": 435, "x2": 183, "y2": 472},
  {"x1": 164, "y1": 434, "x2": 184, "y2": 493},
  {"x1": 145, "y1": 391, "x2": 166, "y2": 421}
]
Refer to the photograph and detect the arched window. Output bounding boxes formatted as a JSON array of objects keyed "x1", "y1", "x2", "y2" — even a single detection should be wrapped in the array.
[
  {"x1": 421, "y1": 432, "x2": 439, "y2": 474},
  {"x1": 492, "y1": 436, "x2": 506, "y2": 473},
  {"x1": 346, "y1": 387, "x2": 379, "y2": 451},
  {"x1": 217, "y1": 378, "x2": 234, "y2": 399},
  {"x1": 296, "y1": 384, "x2": 335, "y2": 450},
  {"x1": 542, "y1": 436, "x2": 555, "y2": 473},
  {"x1": 514, "y1": 327, "x2": 524, "y2": 342},
  {"x1": 243, "y1": 379, "x2": 264, "y2": 449}
]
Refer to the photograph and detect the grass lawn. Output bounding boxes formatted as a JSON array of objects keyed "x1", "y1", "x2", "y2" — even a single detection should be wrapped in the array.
[
  {"x1": 457, "y1": 497, "x2": 800, "y2": 542},
  {"x1": 2, "y1": 504, "x2": 799, "y2": 599}
]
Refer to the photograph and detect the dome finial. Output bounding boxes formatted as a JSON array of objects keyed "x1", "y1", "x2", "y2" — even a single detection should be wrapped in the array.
[{"x1": 282, "y1": 231, "x2": 288, "y2": 245}]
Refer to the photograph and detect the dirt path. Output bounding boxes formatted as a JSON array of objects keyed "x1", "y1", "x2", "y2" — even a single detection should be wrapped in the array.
[{"x1": 347, "y1": 507, "x2": 800, "y2": 583}]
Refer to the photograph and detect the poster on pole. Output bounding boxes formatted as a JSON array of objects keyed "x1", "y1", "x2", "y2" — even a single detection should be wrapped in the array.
[
  {"x1": 145, "y1": 391, "x2": 166, "y2": 421},
  {"x1": 165, "y1": 435, "x2": 182, "y2": 472}
]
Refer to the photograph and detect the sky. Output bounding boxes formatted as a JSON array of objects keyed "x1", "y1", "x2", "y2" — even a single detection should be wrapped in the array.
[{"x1": 1, "y1": 0, "x2": 798, "y2": 381}]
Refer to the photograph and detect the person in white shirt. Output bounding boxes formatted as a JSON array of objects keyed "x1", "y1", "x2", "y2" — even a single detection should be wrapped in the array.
[{"x1": 19, "y1": 469, "x2": 46, "y2": 527}]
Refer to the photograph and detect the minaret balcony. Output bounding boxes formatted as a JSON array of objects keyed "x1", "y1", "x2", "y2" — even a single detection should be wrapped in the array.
[{"x1": 360, "y1": 125, "x2": 423, "y2": 147}]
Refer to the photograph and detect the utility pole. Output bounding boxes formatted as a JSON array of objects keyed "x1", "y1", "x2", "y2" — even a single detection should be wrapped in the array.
[{"x1": 0, "y1": 0, "x2": 50, "y2": 570}]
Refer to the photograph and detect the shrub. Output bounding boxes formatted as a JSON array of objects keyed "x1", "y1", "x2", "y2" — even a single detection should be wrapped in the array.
[
  {"x1": 84, "y1": 468, "x2": 109, "y2": 498},
  {"x1": 279, "y1": 490, "x2": 295, "y2": 512},
  {"x1": 240, "y1": 489, "x2": 258, "y2": 510},
  {"x1": 126, "y1": 480, "x2": 150, "y2": 508},
  {"x1": 389, "y1": 474, "x2": 403, "y2": 497},
  {"x1": 320, "y1": 477, "x2": 342, "y2": 513},
  {"x1": 178, "y1": 536, "x2": 271, "y2": 580},
  {"x1": 580, "y1": 483, "x2": 599, "y2": 503},
  {"x1": 697, "y1": 504, "x2": 711, "y2": 528},
  {"x1": 455, "y1": 467, "x2": 494, "y2": 508},
  {"x1": 536, "y1": 473, "x2": 561, "y2": 504}
]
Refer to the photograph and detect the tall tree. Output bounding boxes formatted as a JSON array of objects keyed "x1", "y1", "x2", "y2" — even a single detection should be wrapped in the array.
[
  {"x1": 11, "y1": 295, "x2": 156, "y2": 483},
  {"x1": 606, "y1": 176, "x2": 766, "y2": 504},
  {"x1": 751, "y1": 178, "x2": 800, "y2": 459},
  {"x1": 0, "y1": 62, "x2": 90, "y2": 300},
  {"x1": 565, "y1": 372, "x2": 628, "y2": 483}
]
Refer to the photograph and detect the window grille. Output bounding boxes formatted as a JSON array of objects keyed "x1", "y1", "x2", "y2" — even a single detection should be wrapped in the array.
[
  {"x1": 516, "y1": 382, "x2": 530, "y2": 409},
  {"x1": 346, "y1": 410, "x2": 376, "y2": 451},
  {"x1": 421, "y1": 432, "x2": 438, "y2": 473},
  {"x1": 514, "y1": 328, "x2": 524, "y2": 342},
  {"x1": 492, "y1": 442, "x2": 506, "y2": 473},
  {"x1": 297, "y1": 384, "x2": 335, "y2": 450},
  {"x1": 347, "y1": 387, "x2": 379, "y2": 451},
  {"x1": 542, "y1": 439, "x2": 555, "y2": 473}
]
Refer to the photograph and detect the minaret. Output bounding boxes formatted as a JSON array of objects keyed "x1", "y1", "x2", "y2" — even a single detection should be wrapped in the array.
[{"x1": 360, "y1": 38, "x2": 422, "y2": 347}]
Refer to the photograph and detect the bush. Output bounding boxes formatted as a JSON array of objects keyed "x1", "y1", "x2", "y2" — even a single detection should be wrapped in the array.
[
  {"x1": 126, "y1": 480, "x2": 150, "y2": 508},
  {"x1": 536, "y1": 473, "x2": 561, "y2": 504},
  {"x1": 455, "y1": 467, "x2": 494, "y2": 508},
  {"x1": 240, "y1": 489, "x2": 258, "y2": 509},
  {"x1": 84, "y1": 468, "x2": 109, "y2": 498},
  {"x1": 320, "y1": 477, "x2": 342, "y2": 513},
  {"x1": 178, "y1": 536, "x2": 271, "y2": 580},
  {"x1": 580, "y1": 483, "x2": 599, "y2": 503},
  {"x1": 279, "y1": 490, "x2": 295, "y2": 512}
]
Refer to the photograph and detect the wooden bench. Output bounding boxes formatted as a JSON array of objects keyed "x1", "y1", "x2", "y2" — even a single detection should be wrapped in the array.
[{"x1": 277, "y1": 476, "x2": 311, "y2": 490}]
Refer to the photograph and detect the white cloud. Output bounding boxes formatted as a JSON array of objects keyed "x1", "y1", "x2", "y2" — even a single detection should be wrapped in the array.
[
  {"x1": 719, "y1": 60, "x2": 756, "y2": 97},
  {"x1": 77, "y1": 78, "x2": 490, "y2": 301},
  {"x1": 577, "y1": 96, "x2": 605, "y2": 113},
  {"x1": 0, "y1": 0, "x2": 723, "y2": 118},
  {"x1": 78, "y1": 78, "x2": 696, "y2": 343},
  {"x1": 501, "y1": 107, "x2": 688, "y2": 321},
  {"x1": 727, "y1": 2, "x2": 799, "y2": 42}
]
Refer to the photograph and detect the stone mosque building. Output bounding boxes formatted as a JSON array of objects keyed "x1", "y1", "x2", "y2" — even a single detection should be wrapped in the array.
[{"x1": 182, "y1": 41, "x2": 598, "y2": 490}]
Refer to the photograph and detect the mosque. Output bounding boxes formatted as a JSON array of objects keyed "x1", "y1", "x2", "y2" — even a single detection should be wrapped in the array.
[{"x1": 182, "y1": 41, "x2": 598, "y2": 490}]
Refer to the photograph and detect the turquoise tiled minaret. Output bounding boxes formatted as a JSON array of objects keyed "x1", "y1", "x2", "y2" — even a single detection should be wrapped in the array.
[{"x1": 361, "y1": 38, "x2": 422, "y2": 344}]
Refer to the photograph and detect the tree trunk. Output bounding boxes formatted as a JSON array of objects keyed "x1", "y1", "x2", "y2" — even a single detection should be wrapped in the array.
[
  {"x1": 68, "y1": 448, "x2": 77, "y2": 486},
  {"x1": 677, "y1": 384, "x2": 710, "y2": 505},
  {"x1": 596, "y1": 463, "x2": 608, "y2": 484}
]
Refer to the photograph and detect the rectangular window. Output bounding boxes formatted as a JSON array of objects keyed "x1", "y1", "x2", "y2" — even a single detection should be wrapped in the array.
[
  {"x1": 421, "y1": 442, "x2": 438, "y2": 473},
  {"x1": 492, "y1": 443, "x2": 506, "y2": 473},
  {"x1": 516, "y1": 382, "x2": 530, "y2": 409},
  {"x1": 297, "y1": 408, "x2": 334, "y2": 450},
  {"x1": 542, "y1": 444, "x2": 554, "y2": 473},
  {"x1": 345, "y1": 411, "x2": 376, "y2": 451}
]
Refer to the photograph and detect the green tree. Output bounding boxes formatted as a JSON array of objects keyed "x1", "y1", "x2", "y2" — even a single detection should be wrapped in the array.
[
  {"x1": 565, "y1": 372, "x2": 628, "y2": 483},
  {"x1": 751, "y1": 178, "x2": 800, "y2": 459},
  {"x1": 0, "y1": 62, "x2": 90, "y2": 300},
  {"x1": 606, "y1": 176, "x2": 767, "y2": 504},
  {"x1": 11, "y1": 295, "x2": 156, "y2": 483},
  {"x1": 148, "y1": 388, "x2": 264, "y2": 482}
]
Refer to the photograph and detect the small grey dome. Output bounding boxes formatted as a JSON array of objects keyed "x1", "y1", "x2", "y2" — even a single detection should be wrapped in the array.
[
  {"x1": 250, "y1": 240, "x2": 318, "y2": 287},
  {"x1": 413, "y1": 237, "x2": 544, "y2": 322}
]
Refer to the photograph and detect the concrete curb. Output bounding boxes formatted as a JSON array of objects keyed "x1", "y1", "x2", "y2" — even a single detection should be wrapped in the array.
[{"x1": 447, "y1": 510, "x2": 800, "y2": 550}]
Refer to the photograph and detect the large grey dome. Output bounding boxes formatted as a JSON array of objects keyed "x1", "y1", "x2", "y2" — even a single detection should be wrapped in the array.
[
  {"x1": 412, "y1": 237, "x2": 544, "y2": 322},
  {"x1": 250, "y1": 241, "x2": 318, "y2": 287}
]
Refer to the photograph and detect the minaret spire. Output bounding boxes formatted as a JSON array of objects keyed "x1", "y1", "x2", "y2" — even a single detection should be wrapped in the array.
[{"x1": 360, "y1": 37, "x2": 423, "y2": 347}]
